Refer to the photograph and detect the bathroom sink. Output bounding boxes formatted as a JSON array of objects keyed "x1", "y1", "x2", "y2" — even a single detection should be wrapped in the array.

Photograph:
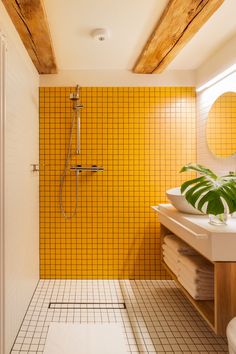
[{"x1": 166, "y1": 187, "x2": 203, "y2": 215}]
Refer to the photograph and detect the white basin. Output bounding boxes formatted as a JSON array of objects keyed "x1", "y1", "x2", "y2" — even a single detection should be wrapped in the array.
[{"x1": 166, "y1": 187, "x2": 203, "y2": 215}]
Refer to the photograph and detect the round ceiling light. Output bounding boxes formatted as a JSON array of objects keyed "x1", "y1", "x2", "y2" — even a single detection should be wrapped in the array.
[{"x1": 91, "y1": 28, "x2": 110, "y2": 42}]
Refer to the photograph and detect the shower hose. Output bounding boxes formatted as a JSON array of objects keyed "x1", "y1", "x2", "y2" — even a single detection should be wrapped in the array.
[{"x1": 59, "y1": 110, "x2": 79, "y2": 219}]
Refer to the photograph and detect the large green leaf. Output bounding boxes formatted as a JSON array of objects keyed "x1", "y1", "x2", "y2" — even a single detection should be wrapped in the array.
[
  {"x1": 207, "y1": 197, "x2": 224, "y2": 215},
  {"x1": 180, "y1": 164, "x2": 236, "y2": 215},
  {"x1": 186, "y1": 185, "x2": 212, "y2": 208},
  {"x1": 180, "y1": 163, "x2": 217, "y2": 180},
  {"x1": 180, "y1": 176, "x2": 206, "y2": 193},
  {"x1": 218, "y1": 189, "x2": 235, "y2": 213}
]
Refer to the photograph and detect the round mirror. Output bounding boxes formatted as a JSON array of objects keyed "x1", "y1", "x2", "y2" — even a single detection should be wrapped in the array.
[{"x1": 206, "y1": 92, "x2": 236, "y2": 158}]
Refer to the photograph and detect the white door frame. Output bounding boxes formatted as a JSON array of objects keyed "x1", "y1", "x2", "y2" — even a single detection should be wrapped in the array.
[{"x1": 0, "y1": 30, "x2": 6, "y2": 354}]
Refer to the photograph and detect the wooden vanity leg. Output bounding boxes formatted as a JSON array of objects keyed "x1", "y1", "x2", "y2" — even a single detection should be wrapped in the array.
[{"x1": 214, "y1": 262, "x2": 236, "y2": 335}]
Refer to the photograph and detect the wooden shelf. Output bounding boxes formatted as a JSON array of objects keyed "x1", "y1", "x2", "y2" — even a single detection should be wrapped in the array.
[
  {"x1": 158, "y1": 221, "x2": 236, "y2": 335},
  {"x1": 162, "y1": 261, "x2": 215, "y2": 331},
  {"x1": 154, "y1": 207, "x2": 236, "y2": 335}
]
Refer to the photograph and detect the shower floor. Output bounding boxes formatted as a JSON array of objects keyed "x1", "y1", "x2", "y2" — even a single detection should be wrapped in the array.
[{"x1": 11, "y1": 280, "x2": 227, "y2": 354}]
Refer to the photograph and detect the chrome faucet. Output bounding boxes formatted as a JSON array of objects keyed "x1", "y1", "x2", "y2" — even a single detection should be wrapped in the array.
[{"x1": 70, "y1": 165, "x2": 104, "y2": 173}]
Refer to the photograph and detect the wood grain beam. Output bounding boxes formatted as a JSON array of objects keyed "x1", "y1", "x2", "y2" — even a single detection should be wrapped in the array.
[
  {"x1": 2, "y1": 0, "x2": 57, "y2": 74},
  {"x1": 133, "y1": 0, "x2": 224, "y2": 74}
]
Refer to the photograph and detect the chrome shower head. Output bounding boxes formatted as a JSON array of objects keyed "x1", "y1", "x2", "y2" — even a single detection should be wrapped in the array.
[
  {"x1": 69, "y1": 85, "x2": 80, "y2": 101},
  {"x1": 69, "y1": 92, "x2": 79, "y2": 101},
  {"x1": 69, "y1": 85, "x2": 84, "y2": 111}
]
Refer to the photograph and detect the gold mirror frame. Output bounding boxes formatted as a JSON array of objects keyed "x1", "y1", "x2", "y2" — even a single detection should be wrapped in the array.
[{"x1": 206, "y1": 91, "x2": 236, "y2": 158}]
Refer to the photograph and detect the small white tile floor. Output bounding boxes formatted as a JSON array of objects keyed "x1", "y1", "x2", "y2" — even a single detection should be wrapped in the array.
[{"x1": 11, "y1": 280, "x2": 228, "y2": 354}]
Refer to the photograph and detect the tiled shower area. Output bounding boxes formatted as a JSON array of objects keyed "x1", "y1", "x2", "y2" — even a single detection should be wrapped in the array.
[
  {"x1": 20, "y1": 86, "x2": 228, "y2": 354},
  {"x1": 39, "y1": 87, "x2": 196, "y2": 279},
  {"x1": 11, "y1": 280, "x2": 227, "y2": 354}
]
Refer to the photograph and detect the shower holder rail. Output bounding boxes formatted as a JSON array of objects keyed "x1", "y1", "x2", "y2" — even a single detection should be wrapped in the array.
[{"x1": 70, "y1": 165, "x2": 104, "y2": 173}]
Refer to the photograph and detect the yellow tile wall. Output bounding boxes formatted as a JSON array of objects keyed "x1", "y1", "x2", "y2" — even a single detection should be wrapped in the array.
[{"x1": 39, "y1": 87, "x2": 196, "y2": 279}]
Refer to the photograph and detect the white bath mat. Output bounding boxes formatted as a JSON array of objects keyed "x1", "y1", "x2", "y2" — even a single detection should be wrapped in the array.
[{"x1": 43, "y1": 323, "x2": 128, "y2": 354}]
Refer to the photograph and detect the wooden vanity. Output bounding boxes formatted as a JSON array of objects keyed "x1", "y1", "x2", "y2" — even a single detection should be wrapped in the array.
[{"x1": 152, "y1": 204, "x2": 236, "y2": 335}]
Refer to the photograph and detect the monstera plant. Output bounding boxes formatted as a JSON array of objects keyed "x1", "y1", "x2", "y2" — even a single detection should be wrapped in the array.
[{"x1": 180, "y1": 163, "x2": 236, "y2": 217}]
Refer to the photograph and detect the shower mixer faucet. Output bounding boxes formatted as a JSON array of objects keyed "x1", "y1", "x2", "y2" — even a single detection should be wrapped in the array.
[{"x1": 70, "y1": 165, "x2": 104, "y2": 173}]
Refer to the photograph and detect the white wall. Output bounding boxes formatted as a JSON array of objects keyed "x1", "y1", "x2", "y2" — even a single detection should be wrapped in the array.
[
  {"x1": 197, "y1": 71, "x2": 236, "y2": 174},
  {"x1": 0, "y1": 2, "x2": 39, "y2": 353},
  {"x1": 40, "y1": 69, "x2": 195, "y2": 87},
  {"x1": 196, "y1": 33, "x2": 236, "y2": 88}
]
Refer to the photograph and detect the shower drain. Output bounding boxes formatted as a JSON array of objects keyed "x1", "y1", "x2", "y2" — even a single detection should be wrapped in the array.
[{"x1": 49, "y1": 302, "x2": 126, "y2": 310}]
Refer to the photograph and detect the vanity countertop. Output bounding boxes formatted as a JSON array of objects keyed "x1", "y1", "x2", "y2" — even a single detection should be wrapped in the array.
[{"x1": 152, "y1": 204, "x2": 236, "y2": 262}]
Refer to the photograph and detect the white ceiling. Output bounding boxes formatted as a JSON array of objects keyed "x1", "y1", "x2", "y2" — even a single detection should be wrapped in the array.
[
  {"x1": 44, "y1": 0, "x2": 168, "y2": 70},
  {"x1": 169, "y1": 0, "x2": 236, "y2": 70},
  {"x1": 44, "y1": 0, "x2": 236, "y2": 72}
]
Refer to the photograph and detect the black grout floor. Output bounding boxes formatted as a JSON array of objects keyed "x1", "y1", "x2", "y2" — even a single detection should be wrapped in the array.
[{"x1": 11, "y1": 280, "x2": 228, "y2": 353}]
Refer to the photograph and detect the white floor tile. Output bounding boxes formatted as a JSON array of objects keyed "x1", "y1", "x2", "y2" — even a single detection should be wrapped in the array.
[
  {"x1": 10, "y1": 280, "x2": 228, "y2": 353},
  {"x1": 43, "y1": 323, "x2": 128, "y2": 354}
]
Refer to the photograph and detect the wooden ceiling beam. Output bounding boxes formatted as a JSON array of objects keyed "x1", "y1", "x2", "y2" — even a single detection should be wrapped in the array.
[
  {"x1": 133, "y1": 0, "x2": 224, "y2": 74},
  {"x1": 2, "y1": 0, "x2": 57, "y2": 74}
]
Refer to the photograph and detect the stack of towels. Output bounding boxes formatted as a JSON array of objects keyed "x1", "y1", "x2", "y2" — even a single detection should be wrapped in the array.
[
  {"x1": 162, "y1": 234, "x2": 214, "y2": 300},
  {"x1": 162, "y1": 234, "x2": 197, "y2": 274}
]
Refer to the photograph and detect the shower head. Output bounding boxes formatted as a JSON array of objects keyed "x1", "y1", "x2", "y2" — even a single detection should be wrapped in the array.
[
  {"x1": 69, "y1": 85, "x2": 80, "y2": 101},
  {"x1": 69, "y1": 93, "x2": 79, "y2": 101},
  {"x1": 69, "y1": 85, "x2": 84, "y2": 111}
]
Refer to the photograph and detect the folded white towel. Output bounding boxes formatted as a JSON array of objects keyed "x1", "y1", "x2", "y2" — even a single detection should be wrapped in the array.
[
  {"x1": 178, "y1": 272, "x2": 214, "y2": 291},
  {"x1": 164, "y1": 234, "x2": 198, "y2": 255},
  {"x1": 179, "y1": 265, "x2": 214, "y2": 284},
  {"x1": 179, "y1": 284, "x2": 214, "y2": 300},
  {"x1": 163, "y1": 256, "x2": 179, "y2": 276},
  {"x1": 178, "y1": 280, "x2": 214, "y2": 297},
  {"x1": 179, "y1": 254, "x2": 214, "y2": 274},
  {"x1": 179, "y1": 280, "x2": 214, "y2": 300},
  {"x1": 162, "y1": 244, "x2": 179, "y2": 262},
  {"x1": 178, "y1": 275, "x2": 214, "y2": 300},
  {"x1": 163, "y1": 252, "x2": 179, "y2": 268}
]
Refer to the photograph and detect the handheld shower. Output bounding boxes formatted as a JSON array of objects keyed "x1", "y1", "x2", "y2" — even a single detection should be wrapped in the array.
[
  {"x1": 59, "y1": 85, "x2": 104, "y2": 219},
  {"x1": 59, "y1": 85, "x2": 84, "y2": 219}
]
